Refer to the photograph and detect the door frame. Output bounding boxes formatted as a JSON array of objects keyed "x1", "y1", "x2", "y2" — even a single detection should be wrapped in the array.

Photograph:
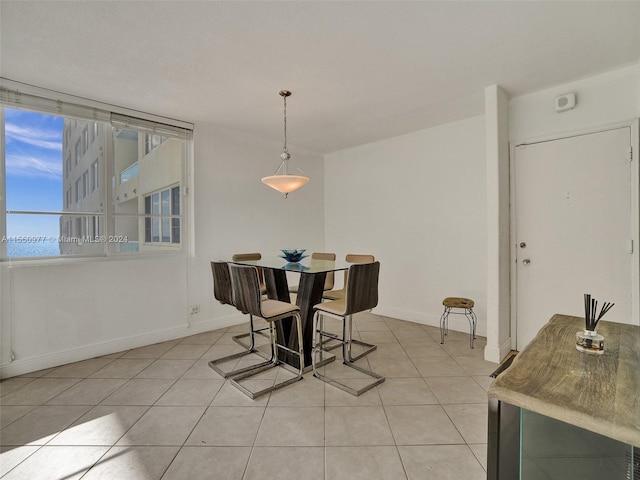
[{"x1": 509, "y1": 119, "x2": 640, "y2": 351}]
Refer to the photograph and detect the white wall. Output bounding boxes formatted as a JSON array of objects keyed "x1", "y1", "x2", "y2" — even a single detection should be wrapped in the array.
[
  {"x1": 324, "y1": 115, "x2": 488, "y2": 336},
  {"x1": 509, "y1": 63, "x2": 640, "y2": 142},
  {"x1": 0, "y1": 123, "x2": 325, "y2": 378},
  {"x1": 0, "y1": 257, "x2": 189, "y2": 377},
  {"x1": 485, "y1": 85, "x2": 511, "y2": 363},
  {"x1": 186, "y1": 124, "x2": 325, "y2": 331}
]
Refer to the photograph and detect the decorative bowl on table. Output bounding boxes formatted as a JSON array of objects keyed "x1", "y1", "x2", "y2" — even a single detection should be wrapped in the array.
[{"x1": 280, "y1": 249, "x2": 307, "y2": 263}]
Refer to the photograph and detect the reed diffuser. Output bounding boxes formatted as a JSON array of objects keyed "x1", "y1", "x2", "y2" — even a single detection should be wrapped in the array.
[{"x1": 576, "y1": 294, "x2": 613, "y2": 355}]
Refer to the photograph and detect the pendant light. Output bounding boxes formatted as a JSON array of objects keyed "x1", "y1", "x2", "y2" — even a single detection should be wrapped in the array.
[{"x1": 261, "y1": 90, "x2": 309, "y2": 198}]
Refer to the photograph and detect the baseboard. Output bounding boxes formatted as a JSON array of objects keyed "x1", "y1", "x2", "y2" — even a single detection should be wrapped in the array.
[
  {"x1": 373, "y1": 305, "x2": 488, "y2": 337},
  {"x1": 484, "y1": 336, "x2": 512, "y2": 363},
  {"x1": 0, "y1": 313, "x2": 244, "y2": 379}
]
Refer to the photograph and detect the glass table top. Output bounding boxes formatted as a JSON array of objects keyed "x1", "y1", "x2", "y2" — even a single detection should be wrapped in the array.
[{"x1": 229, "y1": 256, "x2": 350, "y2": 274}]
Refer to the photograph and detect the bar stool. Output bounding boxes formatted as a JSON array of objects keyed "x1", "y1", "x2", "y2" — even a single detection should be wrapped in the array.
[
  {"x1": 322, "y1": 254, "x2": 375, "y2": 301},
  {"x1": 208, "y1": 261, "x2": 273, "y2": 378},
  {"x1": 228, "y1": 263, "x2": 304, "y2": 399},
  {"x1": 439, "y1": 297, "x2": 477, "y2": 348},
  {"x1": 318, "y1": 254, "x2": 377, "y2": 361},
  {"x1": 312, "y1": 261, "x2": 385, "y2": 396}
]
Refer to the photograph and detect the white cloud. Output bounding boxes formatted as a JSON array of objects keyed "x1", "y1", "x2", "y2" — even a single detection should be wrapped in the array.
[
  {"x1": 6, "y1": 153, "x2": 62, "y2": 180},
  {"x1": 5, "y1": 122, "x2": 63, "y2": 150}
]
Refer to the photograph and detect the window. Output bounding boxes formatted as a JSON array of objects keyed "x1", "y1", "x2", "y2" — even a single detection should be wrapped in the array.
[
  {"x1": 144, "y1": 186, "x2": 180, "y2": 245},
  {"x1": 91, "y1": 160, "x2": 98, "y2": 192},
  {"x1": 1, "y1": 80, "x2": 192, "y2": 259},
  {"x1": 82, "y1": 170, "x2": 89, "y2": 198},
  {"x1": 145, "y1": 133, "x2": 166, "y2": 154},
  {"x1": 75, "y1": 178, "x2": 82, "y2": 203},
  {"x1": 92, "y1": 215, "x2": 100, "y2": 237},
  {"x1": 82, "y1": 126, "x2": 88, "y2": 155}
]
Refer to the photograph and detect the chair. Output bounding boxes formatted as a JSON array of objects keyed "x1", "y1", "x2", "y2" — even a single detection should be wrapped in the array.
[
  {"x1": 289, "y1": 252, "x2": 336, "y2": 294},
  {"x1": 207, "y1": 261, "x2": 273, "y2": 378},
  {"x1": 228, "y1": 263, "x2": 304, "y2": 399},
  {"x1": 312, "y1": 261, "x2": 385, "y2": 396},
  {"x1": 319, "y1": 253, "x2": 377, "y2": 360},
  {"x1": 439, "y1": 297, "x2": 477, "y2": 348},
  {"x1": 322, "y1": 254, "x2": 375, "y2": 301}
]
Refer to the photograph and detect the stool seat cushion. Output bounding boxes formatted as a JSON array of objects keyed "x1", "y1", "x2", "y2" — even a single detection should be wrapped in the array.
[
  {"x1": 260, "y1": 299, "x2": 300, "y2": 321},
  {"x1": 314, "y1": 299, "x2": 347, "y2": 317},
  {"x1": 443, "y1": 297, "x2": 474, "y2": 308}
]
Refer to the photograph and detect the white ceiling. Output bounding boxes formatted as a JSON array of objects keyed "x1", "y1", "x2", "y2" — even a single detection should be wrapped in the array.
[{"x1": 1, "y1": 1, "x2": 639, "y2": 154}]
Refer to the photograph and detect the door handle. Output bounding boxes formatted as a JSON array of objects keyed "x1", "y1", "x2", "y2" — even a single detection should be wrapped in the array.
[{"x1": 522, "y1": 258, "x2": 531, "y2": 265}]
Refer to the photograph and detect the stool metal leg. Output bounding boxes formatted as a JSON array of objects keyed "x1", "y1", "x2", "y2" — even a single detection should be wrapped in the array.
[
  {"x1": 316, "y1": 313, "x2": 377, "y2": 361},
  {"x1": 208, "y1": 314, "x2": 274, "y2": 378},
  {"x1": 465, "y1": 308, "x2": 478, "y2": 348},
  {"x1": 312, "y1": 311, "x2": 385, "y2": 396},
  {"x1": 230, "y1": 314, "x2": 304, "y2": 399},
  {"x1": 440, "y1": 307, "x2": 450, "y2": 344},
  {"x1": 232, "y1": 314, "x2": 270, "y2": 350},
  {"x1": 440, "y1": 306, "x2": 477, "y2": 348}
]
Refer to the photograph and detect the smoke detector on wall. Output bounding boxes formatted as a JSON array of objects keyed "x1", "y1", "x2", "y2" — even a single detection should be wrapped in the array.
[{"x1": 555, "y1": 93, "x2": 576, "y2": 113}]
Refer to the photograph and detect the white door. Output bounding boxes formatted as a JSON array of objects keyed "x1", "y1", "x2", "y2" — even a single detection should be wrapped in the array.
[{"x1": 515, "y1": 127, "x2": 634, "y2": 349}]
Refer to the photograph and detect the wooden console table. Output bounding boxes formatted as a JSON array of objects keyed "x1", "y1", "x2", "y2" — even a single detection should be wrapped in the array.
[{"x1": 487, "y1": 314, "x2": 639, "y2": 479}]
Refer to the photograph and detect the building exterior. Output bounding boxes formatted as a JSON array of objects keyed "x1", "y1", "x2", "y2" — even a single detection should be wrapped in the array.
[{"x1": 61, "y1": 121, "x2": 182, "y2": 255}]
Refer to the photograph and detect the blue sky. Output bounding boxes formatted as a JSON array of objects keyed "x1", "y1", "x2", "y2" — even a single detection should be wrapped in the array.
[{"x1": 5, "y1": 107, "x2": 63, "y2": 237}]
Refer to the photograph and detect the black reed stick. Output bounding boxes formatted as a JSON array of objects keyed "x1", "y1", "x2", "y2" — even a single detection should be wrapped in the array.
[
  {"x1": 584, "y1": 294, "x2": 592, "y2": 330},
  {"x1": 594, "y1": 301, "x2": 615, "y2": 329},
  {"x1": 583, "y1": 293, "x2": 614, "y2": 331}
]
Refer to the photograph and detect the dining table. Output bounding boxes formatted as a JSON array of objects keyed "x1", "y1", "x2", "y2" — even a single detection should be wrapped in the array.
[{"x1": 229, "y1": 255, "x2": 351, "y2": 370}]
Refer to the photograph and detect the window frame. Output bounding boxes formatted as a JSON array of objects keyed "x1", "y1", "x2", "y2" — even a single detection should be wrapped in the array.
[{"x1": 0, "y1": 78, "x2": 193, "y2": 262}]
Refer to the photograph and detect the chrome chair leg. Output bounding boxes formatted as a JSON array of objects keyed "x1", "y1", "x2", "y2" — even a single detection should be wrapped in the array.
[
  {"x1": 312, "y1": 311, "x2": 384, "y2": 396},
  {"x1": 316, "y1": 313, "x2": 377, "y2": 361},
  {"x1": 208, "y1": 314, "x2": 274, "y2": 378},
  {"x1": 230, "y1": 314, "x2": 304, "y2": 399}
]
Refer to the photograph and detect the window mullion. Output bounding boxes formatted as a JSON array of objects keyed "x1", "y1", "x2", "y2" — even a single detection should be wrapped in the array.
[
  {"x1": 104, "y1": 125, "x2": 115, "y2": 256},
  {"x1": 0, "y1": 107, "x2": 6, "y2": 260}
]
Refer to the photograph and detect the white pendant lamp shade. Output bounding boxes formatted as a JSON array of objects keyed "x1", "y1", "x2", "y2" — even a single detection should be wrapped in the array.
[
  {"x1": 262, "y1": 90, "x2": 309, "y2": 198},
  {"x1": 261, "y1": 173, "x2": 309, "y2": 195}
]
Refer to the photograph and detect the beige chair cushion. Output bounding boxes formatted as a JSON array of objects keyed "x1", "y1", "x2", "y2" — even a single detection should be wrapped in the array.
[
  {"x1": 260, "y1": 299, "x2": 300, "y2": 321},
  {"x1": 322, "y1": 289, "x2": 345, "y2": 301},
  {"x1": 314, "y1": 298, "x2": 347, "y2": 317},
  {"x1": 443, "y1": 297, "x2": 474, "y2": 309}
]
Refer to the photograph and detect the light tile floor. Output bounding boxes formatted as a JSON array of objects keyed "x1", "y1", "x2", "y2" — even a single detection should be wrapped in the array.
[{"x1": 0, "y1": 312, "x2": 496, "y2": 479}]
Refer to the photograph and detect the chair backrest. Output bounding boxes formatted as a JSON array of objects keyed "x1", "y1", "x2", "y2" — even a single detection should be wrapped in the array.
[
  {"x1": 229, "y1": 264, "x2": 263, "y2": 318},
  {"x1": 232, "y1": 253, "x2": 265, "y2": 289},
  {"x1": 345, "y1": 254, "x2": 375, "y2": 263},
  {"x1": 211, "y1": 261, "x2": 234, "y2": 306},
  {"x1": 312, "y1": 252, "x2": 336, "y2": 290},
  {"x1": 232, "y1": 253, "x2": 261, "y2": 261},
  {"x1": 344, "y1": 261, "x2": 380, "y2": 315},
  {"x1": 342, "y1": 254, "x2": 375, "y2": 288}
]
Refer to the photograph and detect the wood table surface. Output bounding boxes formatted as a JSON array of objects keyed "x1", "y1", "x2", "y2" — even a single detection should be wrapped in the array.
[{"x1": 488, "y1": 314, "x2": 640, "y2": 447}]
